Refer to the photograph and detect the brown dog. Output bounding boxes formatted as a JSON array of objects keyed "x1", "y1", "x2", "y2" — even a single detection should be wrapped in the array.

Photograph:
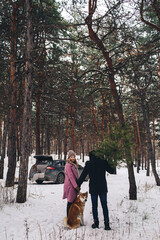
[{"x1": 64, "y1": 192, "x2": 88, "y2": 229}]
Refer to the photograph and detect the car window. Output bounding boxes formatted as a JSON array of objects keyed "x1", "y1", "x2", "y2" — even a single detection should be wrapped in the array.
[
  {"x1": 37, "y1": 160, "x2": 48, "y2": 164},
  {"x1": 37, "y1": 160, "x2": 53, "y2": 165},
  {"x1": 54, "y1": 161, "x2": 66, "y2": 166},
  {"x1": 56, "y1": 162, "x2": 62, "y2": 166},
  {"x1": 48, "y1": 161, "x2": 53, "y2": 166}
]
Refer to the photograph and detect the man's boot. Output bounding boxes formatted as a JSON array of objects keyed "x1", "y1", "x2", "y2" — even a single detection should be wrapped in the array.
[
  {"x1": 92, "y1": 219, "x2": 99, "y2": 229},
  {"x1": 104, "y1": 220, "x2": 111, "y2": 230}
]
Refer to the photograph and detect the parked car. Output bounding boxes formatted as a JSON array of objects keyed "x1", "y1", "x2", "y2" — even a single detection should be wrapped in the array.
[{"x1": 29, "y1": 155, "x2": 88, "y2": 184}]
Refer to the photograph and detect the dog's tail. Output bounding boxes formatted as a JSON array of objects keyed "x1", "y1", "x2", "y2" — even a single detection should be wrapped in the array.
[{"x1": 63, "y1": 217, "x2": 80, "y2": 229}]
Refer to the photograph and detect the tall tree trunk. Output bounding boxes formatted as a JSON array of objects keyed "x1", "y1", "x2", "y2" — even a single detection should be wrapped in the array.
[
  {"x1": 64, "y1": 82, "x2": 75, "y2": 160},
  {"x1": 44, "y1": 116, "x2": 48, "y2": 154},
  {"x1": 158, "y1": 51, "x2": 160, "y2": 87},
  {"x1": 57, "y1": 114, "x2": 62, "y2": 159},
  {"x1": 41, "y1": 123, "x2": 44, "y2": 154},
  {"x1": 146, "y1": 125, "x2": 159, "y2": 184},
  {"x1": 64, "y1": 111, "x2": 70, "y2": 160},
  {"x1": 100, "y1": 90, "x2": 106, "y2": 142},
  {"x1": 35, "y1": 42, "x2": 46, "y2": 155},
  {"x1": 86, "y1": 0, "x2": 137, "y2": 199},
  {"x1": 87, "y1": 132, "x2": 90, "y2": 154},
  {"x1": 127, "y1": 161, "x2": 137, "y2": 199},
  {"x1": 90, "y1": 95, "x2": 98, "y2": 146},
  {"x1": 152, "y1": 110, "x2": 156, "y2": 163},
  {"x1": 47, "y1": 128, "x2": 50, "y2": 155},
  {"x1": 133, "y1": 125, "x2": 139, "y2": 172},
  {"x1": 81, "y1": 116, "x2": 85, "y2": 162},
  {"x1": 0, "y1": 116, "x2": 2, "y2": 156},
  {"x1": 6, "y1": 1, "x2": 20, "y2": 187},
  {"x1": 0, "y1": 114, "x2": 9, "y2": 179},
  {"x1": 16, "y1": 0, "x2": 33, "y2": 203},
  {"x1": 140, "y1": 0, "x2": 160, "y2": 179},
  {"x1": 141, "y1": 145, "x2": 144, "y2": 170},
  {"x1": 81, "y1": 134, "x2": 85, "y2": 162},
  {"x1": 134, "y1": 101, "x2": 142, "y2": 172},
  {"x1": 44, "y1": 116, "x2": 50, "y2": 155},
  {"x1": 18, "y1": 65, "x2": 25, "y2": 159},
  {"x1": 35, "y1": 90, "x2": 41, "y2": 154},
  {"x1": 71, "y1": 106, "x2": 76, "y2": 151},
  {"x1": 141, "y1": 100, "x2": 160, "y2": 185},
  {"x1": 146, "y1": 149, "x2": 150, "y2": 176}
]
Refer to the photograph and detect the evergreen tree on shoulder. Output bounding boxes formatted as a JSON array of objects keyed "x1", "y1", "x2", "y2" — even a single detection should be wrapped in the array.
[{"x1": 95, "y1": 123, "x2": 135, "y2": 170}]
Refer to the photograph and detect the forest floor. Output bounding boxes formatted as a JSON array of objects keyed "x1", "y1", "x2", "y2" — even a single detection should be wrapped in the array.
[{"x1": 0, "y1": 155, "x2": 160, "y2": 240}]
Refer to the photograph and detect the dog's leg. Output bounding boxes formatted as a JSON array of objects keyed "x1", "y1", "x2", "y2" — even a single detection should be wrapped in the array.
[{"x1": 80, "y1": 212, "x2": 84, "y2": 226}]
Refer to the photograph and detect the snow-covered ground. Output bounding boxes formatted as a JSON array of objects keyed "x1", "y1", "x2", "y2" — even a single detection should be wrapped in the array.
[{"x1": 0, "y1": 155, "x2": 160, "y2": 240}]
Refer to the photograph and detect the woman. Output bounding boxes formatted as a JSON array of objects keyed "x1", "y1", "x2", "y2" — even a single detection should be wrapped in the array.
[{"x1": 63, "y1": 150, "x2": 80, "y2": 216}]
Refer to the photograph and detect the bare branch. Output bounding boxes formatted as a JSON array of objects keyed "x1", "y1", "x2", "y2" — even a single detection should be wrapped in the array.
[{"x1": 140, "y1": 0, "x2": 160, "y2": 31}]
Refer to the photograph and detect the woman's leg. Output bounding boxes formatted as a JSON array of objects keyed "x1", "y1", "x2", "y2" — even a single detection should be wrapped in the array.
[{"x1": 67, "y1": 202, "x2": 72, "y2": 217}]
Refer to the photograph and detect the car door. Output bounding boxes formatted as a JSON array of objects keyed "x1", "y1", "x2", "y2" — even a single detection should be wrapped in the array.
[{"x1": 54, "y1": 161, "x2": 65, "y2": 183}]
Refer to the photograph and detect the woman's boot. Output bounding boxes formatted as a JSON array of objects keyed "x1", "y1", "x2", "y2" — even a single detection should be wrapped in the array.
[{"x1": 92, "y1": 219, "x2": 99, "y2": 229}]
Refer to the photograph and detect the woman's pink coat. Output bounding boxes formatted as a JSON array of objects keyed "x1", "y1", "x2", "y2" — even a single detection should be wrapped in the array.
[{"x1": 63, "y1": 162, "x2": 78, "y2": 202}]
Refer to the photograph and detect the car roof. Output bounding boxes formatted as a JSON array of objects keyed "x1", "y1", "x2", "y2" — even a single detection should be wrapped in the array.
[
  {"x1": 54, "y1": 160, "x2": 65, "y2": 162},
  {"x1": 34, "y1": 155, "x2": 53, "y2": 160}
]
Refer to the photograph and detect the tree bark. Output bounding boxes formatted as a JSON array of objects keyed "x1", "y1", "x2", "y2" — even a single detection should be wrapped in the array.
[
  {"x1": 16, "y1": 0, "x2": 34, "y2": 203},
  {"x1": 41, "y1": 123, "x2": 44, "y2": 154},
  {"x1": 6, "y1": 0, "x2": 21, "y2": 187},
  {"x1": 158, "y1": 51, "x2": 160, "y2": 87},
  {"x1": 17, "y1": 65, "x2": 25, "y2": 159},
  {"x1": 80, "y1": 116, "x2": 85, "y2": 162},
  {"x1": 64, "y1": 82, "x2": 75, "y2": 160},
  {"x1": 64, "y1": 110, "x2": 70, "y2": 160},
  {"x1": 141, "y1": 99, "x2": 160, "y2": 185},
  {"x1": 35, "y1": 41, "x2": 46, "y2": 155},
  {"x1": 0, "y1": 116, "x2": 2, "y2": 156},
  {"x1": 152, "y1": 110, "x2": 156, "y2": 164},
  {"x1": 0, "y1": 114, "x2": 9, "y2": 179},
  {"x1": 140, "y1": 2, "x2": 160, "y2": 180},
  {"x1": 133, "y1": 107, "x2": 141, "y2": 173},
  {"x1": 57, "y1": 114, "x2": 62, "y2": 159},
  {"x1": 146, "y1": 126, "x2": 160, "y2": 185},
  {"x1": 90, "y1": 95, "x2": 98, "y2": 146},
  {"x1": 44, "y1": 116, "x2": 50, "y2": 155},
  {"x1": 35, "y1": 90, "x2": 41, "y2": 154},
  {"x1": 100, "y1": 90, "x2": 106, "y2": 142},
  {"x1": 71, "y1": 106, "x2": 76, "y2": 151},
  {"x1": 127, "y1": 161, "x2": 137, "y2": 200}
]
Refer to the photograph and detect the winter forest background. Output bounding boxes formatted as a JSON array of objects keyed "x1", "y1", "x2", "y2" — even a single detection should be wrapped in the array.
[{"x1": 0, "y1": 0, "x2": 160, "y2": 235}]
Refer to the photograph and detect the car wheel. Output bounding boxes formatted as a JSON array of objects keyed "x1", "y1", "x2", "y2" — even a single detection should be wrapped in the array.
[
  {"x1": 36, "y1": 180, "x2": 43, "y2": 184},
  {"x1": 57, "y1": 173, "x2": 65, "y2": 184}
]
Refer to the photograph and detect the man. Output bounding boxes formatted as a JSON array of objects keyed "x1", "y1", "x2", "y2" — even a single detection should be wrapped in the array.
[{"x1": 77, "y1": 150, "x2": 116, "y2": 230}]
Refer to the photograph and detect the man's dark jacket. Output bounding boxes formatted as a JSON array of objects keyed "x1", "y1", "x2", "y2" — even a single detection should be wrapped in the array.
[{"x1": 77, "y1": 151, "x2": 116, "y2": 195}]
